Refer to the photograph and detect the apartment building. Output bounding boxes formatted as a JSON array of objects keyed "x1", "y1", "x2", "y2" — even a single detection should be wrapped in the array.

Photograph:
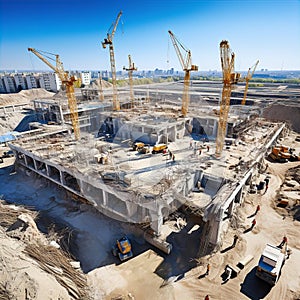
[
  {"x1": 39, "y1": 73, "x2": 61, "y2": 92},
  {"x1": 2, "y1": 76, "x2": 16, "y2": 93},
  {"x1": 80, "y1": 71, "x2": 91, "y2": 86},
  {"x1": 13, "y1": 73, "x2": 28, "y2": 91},
  {"x1": 25, "y1": 74, "x2": 39, "y2": 89}
]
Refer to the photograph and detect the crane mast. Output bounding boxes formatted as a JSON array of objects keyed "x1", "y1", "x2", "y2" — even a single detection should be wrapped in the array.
[
  {"x1": 241, "y1": 60, "x2": 259, "y2": 105},
  {"x1": 123, "y1": 54, "x2": 137, "y2": 108},
  {"x1": 98, "y1": 73, "x2": 105, "y2": 102},
  {"x1": 102, "y1": 11, "x2": 122, "y2": 111},
  {"x1": 168, "y1": 30, "x2": 198, "y2": 117},
  {"x1": 28, "y1": 48, "x2": 80, "y2": 140},
  {"x1": 215, "y1": 40, "x2": 240, "y2": 157}
]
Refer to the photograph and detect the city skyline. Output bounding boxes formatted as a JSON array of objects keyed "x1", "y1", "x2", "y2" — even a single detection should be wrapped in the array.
[{"x1": 1, "y1": 0, "x2": 300, "y2": 72}]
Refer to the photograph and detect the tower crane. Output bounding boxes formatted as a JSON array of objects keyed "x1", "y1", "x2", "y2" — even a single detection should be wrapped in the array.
[
  {"x1": 98, "y1": 73, "x2": 105, "y2": 102},
  {"x1": 241, "y1": 60, "x2": 259, "y2": 105},
  {"x1": 215, "y1": 40, "x2": 240, "y2": 157},
  {"x1": 168, "y1": 30, "x2": 198, "y2": 117},
  {"x1": 102, "y1": 11, "x2": 122, "y2": 111},
  {"x1": 123, "y1": 54, "x2": 137, "y2": 108},
  {"x1": 28, "y1": 48, "x2": 80, "y2": 140}
]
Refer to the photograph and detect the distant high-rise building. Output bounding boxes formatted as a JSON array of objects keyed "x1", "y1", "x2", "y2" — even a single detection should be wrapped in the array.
[
  {"x1": 25, "y1": 74, "x2": 39, "y2": 89},
  {"x1": 39, "y1": 73, "x2": 61, "y2": 92},
  {"x1": 13, "y1": 73, "x2": 27, "y2": 91},
  {"x1": 0, "y1": 78, "x2": 6, "y2": 93},
  {"x1": 80, "y1": 71, "x2": 91, "y2": 86},
  {"x1": 2, "y1": 75, "x2": 16, "y2": 93}
]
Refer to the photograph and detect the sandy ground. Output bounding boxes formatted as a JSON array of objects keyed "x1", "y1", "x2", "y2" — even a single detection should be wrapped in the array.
[
  {"x1": 1, "y1": 129, "x2": 300, "y2": 299},
  {"x1": 0, "y1": 89, "x2": 55, "y2": 135}
]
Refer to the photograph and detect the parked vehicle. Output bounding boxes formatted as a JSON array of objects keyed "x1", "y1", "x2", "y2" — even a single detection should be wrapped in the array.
[{"x1": 256, "y1": 243, "x2": 287, "y2": 286}]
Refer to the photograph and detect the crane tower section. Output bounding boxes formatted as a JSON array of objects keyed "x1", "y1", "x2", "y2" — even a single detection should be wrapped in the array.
[
  {"x1": 123, "y1": 54, "x2": 137, "y2": 108},
  {"x1": 102, "y1": 11, "x2": 122, "y2": 111},
  {"x1": 168, "y1": 30, "x2": 198, "y2": 117},
  {"x1": 215, "y1": 40, "x2": 240, "y2": 157},
  {"x1": 28, "y1": 48, "x2": 80, "y2": 140},
  {"x1": 241, "y1": 60, "x2": 259, "y2": 105}
]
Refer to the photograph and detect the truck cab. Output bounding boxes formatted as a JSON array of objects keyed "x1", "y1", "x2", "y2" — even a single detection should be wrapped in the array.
[{"x1": 255, "y1": 244, "x2": 286, "y2": 286}]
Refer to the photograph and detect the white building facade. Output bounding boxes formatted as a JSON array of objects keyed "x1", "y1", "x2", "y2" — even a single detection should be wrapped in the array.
[
  {"x1": 80, "y1": 71, "x2": 91, "y2": 86},
  {"x1": 39, "y1": 73, "x2": 61, "y2": 92}
]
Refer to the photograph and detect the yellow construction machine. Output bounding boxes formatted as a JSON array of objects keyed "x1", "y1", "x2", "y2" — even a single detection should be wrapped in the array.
[
  {"x1": 269, "y1": 145, "x2": 300, "y2": 162},
  {"x1": 112, "y1": 236, "x2": 133, "y2": 261}
]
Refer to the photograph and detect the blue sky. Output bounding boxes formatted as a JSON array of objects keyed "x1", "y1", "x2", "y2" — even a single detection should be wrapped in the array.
[{"x1": 0, "y1": 0, "x2": 299, "y2": 72}]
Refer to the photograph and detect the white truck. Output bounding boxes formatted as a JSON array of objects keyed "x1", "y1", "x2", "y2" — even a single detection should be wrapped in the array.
[{"x1": 255, "y1": 243, "x2": 287, "y2": 286}]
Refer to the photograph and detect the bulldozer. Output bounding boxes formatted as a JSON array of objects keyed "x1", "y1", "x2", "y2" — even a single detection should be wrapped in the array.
[
  {"x1": 112, "y1": 236, "x2": 133, "y2": 261},
  {"x1": 269, "y1": 145, "x2": 300, "y2": 163}
]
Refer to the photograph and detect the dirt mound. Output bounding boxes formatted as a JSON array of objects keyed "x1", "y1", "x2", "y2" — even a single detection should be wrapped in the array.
[
  {"x1": 263, "y1": 104, "x2": 300, "y2": 133},
  {"x1": 0, "y1": 200, "x2": 90, "y2": 299},
  {"x1": 274, "y1": 165, "x2": 300, "y2": 221},
  {"x1": 89, "y1": 78, "x2": 112, "y2": 89},
  {"x1": 0, "y1": 88, "x2": 55, "y2": 106}
]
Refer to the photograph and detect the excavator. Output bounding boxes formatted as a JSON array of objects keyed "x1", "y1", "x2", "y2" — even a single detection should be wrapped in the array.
[{"x1": 168, "y1": 30, "x2": 198, "y2": 117}]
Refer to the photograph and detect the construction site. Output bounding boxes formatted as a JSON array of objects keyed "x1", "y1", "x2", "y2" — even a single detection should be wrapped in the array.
[{"x1": 1, "y1": 11, "x2": 300, "y2": 300}]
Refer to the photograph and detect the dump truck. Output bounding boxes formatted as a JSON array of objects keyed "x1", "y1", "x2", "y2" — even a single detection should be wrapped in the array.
[
  {"x1": 255, "y1": 243, "x2": 287, "y2": 286},
  {"x1": 112, "y1": 236, "x2": 133, "y2": 261}
]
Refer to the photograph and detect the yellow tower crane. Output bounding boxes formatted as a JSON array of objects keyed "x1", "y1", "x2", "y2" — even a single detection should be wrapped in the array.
[
  {"x1": 98, "y1": 73, "x2": 105, "y2": 102},
  {"x1": 102, "y1": 11, "x2": 122, "y2": 111},
  {"x1": 123, "y1": 54, "x2": 137, "y2": 108},
  {"x1": 168, "y1": 30, "x2": 198, "y2": 117},
  {"x1": 215, "y1": 40, "x2": 240, "y2": 157},
  {"x1": 28, "y1": 48, "x2": 80, "y2": 140},
  {"x1": 241, "y1": 60, "x2": 259, "y2": 105}
]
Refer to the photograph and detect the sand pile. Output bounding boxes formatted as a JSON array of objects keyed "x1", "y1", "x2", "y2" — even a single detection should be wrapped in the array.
[
  {"x1": 0, "y1": 200, "x2": 90, "y2": 300},
  {"x1": 89, "y1": 78, "x2": 113, "y2": 89},
  {"x1": 0, "y1": 88, "x2": 55, "y2": 106},
  {"x1": 263, "y1": 104, "x2": 300, "y2": 133}
]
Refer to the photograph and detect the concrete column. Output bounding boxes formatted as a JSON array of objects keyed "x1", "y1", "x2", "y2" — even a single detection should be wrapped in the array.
[
  {"x1": 103, "y1": 190, "x2": 107, "y2": 205},
  {"x1": 33, "y1": 159, "x2": 37, "y2": 170},
  {"x1": 59, "y1": 105, "x2": 64, "y2": 125},
  {"x1": 23, "y1": 155, "x2": 28, "y2": 166},
  {"x1": 126, "y1": 202, "x2": 138, "y2": 218},
  {"x1": 235, "y1": 188, "x2": 243, "y2": 204},
  {"x1": 213, "y1": 120, "x2": 218, "y2": 137},
  {"x1": 228, "y1": 200, "x2": 234, "y2": 215},
  {"x1": 59, "y1": 171, "x2": 65, "y2": 185},
  {"x1": 45, "y1": 164, "x2": 49, "y2": 176}
]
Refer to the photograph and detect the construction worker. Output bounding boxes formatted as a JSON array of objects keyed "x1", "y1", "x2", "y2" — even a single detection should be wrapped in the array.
[
  {"x1": 205, "y1": 295, "x2": 210, "y2": 300},
  {"x1": 232, "y1": 234, "x2": 238, "y2": 247},
  {"x1": 279, "y1": 235, "x2": 287, "y2": 248},
  {"x1": 265, "y1": 184, "x2": 269, "y2": 193},
  {"x1": 206, "y1": 263, "x2": 210, "y2": 275},
  {"x1": 251, "y1": 219, "x2": 256, "y2": 230},
  {"x1": 255, "y1": 205, "x2": 260, "y2": 215},
  {"x1": 207, "y1": 145, "x2": 210, "y2": 152},
  {"x1": 199, "y1": 149, "x2": 202, "y2": 155},
  {"x1": 172, "y1": 154, "x2": 175, "y2": 162}
]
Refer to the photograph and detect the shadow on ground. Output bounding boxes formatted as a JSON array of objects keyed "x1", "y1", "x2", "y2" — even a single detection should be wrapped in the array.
[
  {"x1": 154, "y1": 216, "x2": 202, "y2": 280},
  {"x1": 240, "y1": 267, "x2": 272, "y2": 300}
]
